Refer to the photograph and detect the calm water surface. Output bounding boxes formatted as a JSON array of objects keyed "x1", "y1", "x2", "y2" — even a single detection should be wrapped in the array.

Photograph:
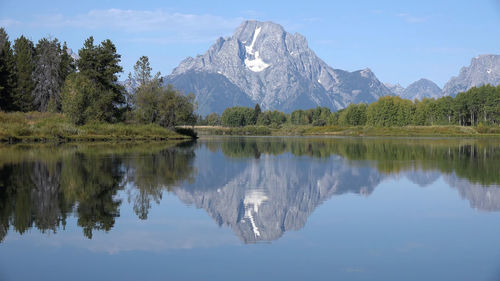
[{"x1": 1, "y1": 137, "x2": 500, "y2": 281}]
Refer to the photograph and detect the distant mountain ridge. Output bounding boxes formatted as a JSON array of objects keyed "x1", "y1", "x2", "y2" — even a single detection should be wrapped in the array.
[
  {"x1": 164, "y1": 20, "x2": 391, "y2": 115},
  {"x1": 442, "y1": 54, "x2": 500, "y2": 97},
  {"x1": 387, "y1": 55, "x2": 500, "y2": 100},
  {"x1": 400, "y1": 78, "x2": 442, "y2": 100}
]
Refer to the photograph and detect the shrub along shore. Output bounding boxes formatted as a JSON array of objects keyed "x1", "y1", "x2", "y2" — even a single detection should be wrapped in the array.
[
  {"x1": 193, "y1": 124, "x2": 500, "y2": 137},
  {"x1": 3, "y1": 113, "x2": 500, "y2": 143},
  {"x1": 0, "y1": 112, "x2": 193, "y2": 143}
]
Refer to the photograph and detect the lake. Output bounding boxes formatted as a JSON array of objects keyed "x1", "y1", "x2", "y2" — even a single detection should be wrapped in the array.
[{"x1": 1, "y1": 137, "x2": 500, "y2": 281}]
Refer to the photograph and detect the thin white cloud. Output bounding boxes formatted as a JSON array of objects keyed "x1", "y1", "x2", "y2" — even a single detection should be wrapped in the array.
[
  {"x1": 5, "y1": 9, "x2": 245, "y2": 43},
  {"x1": 396, "y1": 13, "x2": 428, "y2": 23}
]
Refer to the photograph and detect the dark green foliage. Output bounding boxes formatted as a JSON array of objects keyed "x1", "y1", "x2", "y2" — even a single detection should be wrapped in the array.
[
  {"x1": 12, "y1": 36, "x2": 35, "y2": 112},
  {"x1": 0, "y1": 28, "x2": 16, "y2": 111},
  {"x1": 59, "y1": 42, "x2": 76, "y2": 88},
  {"x1": 253, "y1": 103, "x2": 261, "y2": 121},
  {"x1": 76, "y1": 37, "x2": 125, "y2": 121},
  {"x1": 221, "y1": 106, "x2": 256, "y2": 127}
]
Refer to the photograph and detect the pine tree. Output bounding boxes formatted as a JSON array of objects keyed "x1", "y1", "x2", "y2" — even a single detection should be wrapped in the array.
[
  {"x1": 253, "y1": 103, "x2": 262, "y2": 122},
  {"x1": 77, "y1": 37, "x2": 98, "y2": 80},
  {"x1": 59, "y1": 42, "x2": 76, "y2": 88},
  {"x1": 0, "y1": 28, "x2": 16, "y2": 111},
  {"x1": 73, "y1": 37, "x2": 125, "y2": 122},
  {"x1": 133, "y1": 56, "x2": 152, "y2": 86},
  {"x1": 32, "y1": 38, "x2": 61, "y2": 112},
  {"x1": 13, "y1": 35, "x2": 35, "y2": 112}
]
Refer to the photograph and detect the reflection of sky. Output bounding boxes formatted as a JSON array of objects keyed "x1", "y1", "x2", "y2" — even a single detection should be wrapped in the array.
[
  {"x1": 2, "y1": 178, "x2": 500, "y2": 281},
  {"x1": 2, "y1": 143, "x2": 500, "y2": 281}
]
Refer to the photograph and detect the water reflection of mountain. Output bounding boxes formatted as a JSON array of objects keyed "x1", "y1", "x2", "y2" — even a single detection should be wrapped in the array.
[
  {"x1": 175, "y1": 138, "x2": 500, "y2": 243},
  {"x1": 176, "y1": 151, "x2": 383, "y2": 243},
  {"x1": 443, "y1": 173, "x2": 500, "y2": 211}
]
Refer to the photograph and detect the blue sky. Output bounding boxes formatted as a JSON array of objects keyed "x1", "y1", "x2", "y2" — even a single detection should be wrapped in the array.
[{"x1": 1, "y1": 0, "x2": 499, "y2": 87}]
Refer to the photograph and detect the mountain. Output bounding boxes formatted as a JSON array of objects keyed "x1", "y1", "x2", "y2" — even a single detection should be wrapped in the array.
[
  {"x1": 385, "y1": 83, "x2": 405, "y2": 96},
  {"x1": 443, "y1": 54, "x2": 500, "y2": 97},
  {"x1": 401, "y1": 78, "x2": 442, "y2": 100},
  {"x1": 66, "y1": 47, "x2": 79, "y2": 60},
  {"x1": 164, "y1": 20, "x2": 391, "y2": 115}
]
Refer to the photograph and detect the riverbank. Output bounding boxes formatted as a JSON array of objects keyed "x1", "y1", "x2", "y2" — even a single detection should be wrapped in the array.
[
  {"x1": 3, "y1": 112, "x2": 500, "y2": 143},
  {"x1": 193, "y1": 124, "x2": 500, "y2": 137},
  {"x1": 0, "y1": 112, "x2": 194, "y2": 143}
]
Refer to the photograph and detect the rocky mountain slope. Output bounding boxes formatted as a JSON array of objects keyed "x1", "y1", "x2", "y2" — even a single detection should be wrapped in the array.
[
  {"x1": 164, "y1": 20, "x2": 391, "y2": 115},
  {"x1": 401, "y1": 78, "x2": 442, "y2": 100},
  {"x1": 384, "y1": 83, "x2": 404, "y2": 96},
  {"x1": 443, "y1": 54, "x2": 500, "y2": 97}
]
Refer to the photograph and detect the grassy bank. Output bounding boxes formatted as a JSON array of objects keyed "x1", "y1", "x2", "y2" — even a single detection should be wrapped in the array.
[
  {"x1": 3, "y1": 112, "x2": 500, "y2": 142},
  {"x1": 194, "y1": 124, "x2": 500, "y2": 137},
  {"x1": 0, "y1": 112, "x2": 193, "y2": 142}
]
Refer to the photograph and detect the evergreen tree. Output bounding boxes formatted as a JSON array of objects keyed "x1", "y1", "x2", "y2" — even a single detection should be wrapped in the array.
[
  {"x1": 77, "y1": 37, "x2": 125, "y2": 122},
  {"x1": 77, "y1": 37, "x2": 98, "y2": 80},
  {"x1": 32, "y1": 37, "x2": 61, "y2": 112},
  {"x1": 133, "y1": 56, "x2": 152, "y2": 86},
  {"x1": 253, "y1": 103, "x2": 261, "y2": 121},
  {"x1": 0, "y1": 28, "x2": 16, "y2": 111},
  {"x1": 13, "y1": 35, "x2": 35, "y2": 112},
  {"x1": 59, "y1": 42, "x2": 76, "y2": 88}
]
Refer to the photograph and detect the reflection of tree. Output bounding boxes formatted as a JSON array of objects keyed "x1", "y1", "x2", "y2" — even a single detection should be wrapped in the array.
[
  {"x1": 0, "y1": 161, "x2": 70, "y2": 238},
  {"x1": 217, "y1": 138, "x2": 500, "y2": 186},
  {"x1": 125, "y1": 144, "x2": 196, "y2": 219},
  {"x1": 60, "y1": 153, "x2": 124, "y2": 239},
  {"x1": 221, "y1": 139, "x2": 286, "y2": 159},
  {"x1": 30, "y1": 162, "x2": 71, "y2": 233},
  {"x1": 0, "y1": 141, "x2": 197, "y2": 241}
]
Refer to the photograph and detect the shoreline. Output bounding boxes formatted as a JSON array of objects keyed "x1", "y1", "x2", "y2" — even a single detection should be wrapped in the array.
[
  {"x1": 192, "y1": 125, "x2": 500, "y2": 138},
  {"x1": 2, "y1": 112, "x2": 500, "y2": 144},
  {"x1": 0, "y1": 112, "x2": 195, "y2": 143}
]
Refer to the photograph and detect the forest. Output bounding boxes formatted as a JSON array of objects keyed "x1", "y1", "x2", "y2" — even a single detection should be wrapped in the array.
[{"x1": 0, "y1": 27, "x2": 197, "y2": 139}]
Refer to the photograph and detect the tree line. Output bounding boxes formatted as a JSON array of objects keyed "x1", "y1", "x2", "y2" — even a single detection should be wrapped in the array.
[
  {"x1": 204, "y1": 84, "x2": 500, "y2": 127},
  {"x1": 0, "y1": 27, "x2": 196, "y2": 128}
]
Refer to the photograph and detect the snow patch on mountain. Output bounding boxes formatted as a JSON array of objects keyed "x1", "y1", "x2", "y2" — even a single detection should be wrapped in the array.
[{"x1": 244, "y1": 27, "x2": 270, "y2": 72}]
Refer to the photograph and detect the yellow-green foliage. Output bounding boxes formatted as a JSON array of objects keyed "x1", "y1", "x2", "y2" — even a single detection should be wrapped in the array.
[
  {"x1": 196, "y1": 125, "x2": 271, "y2": 136},
  {"x1": 0, "y1": 112, "x2": 188, "y2": 142}
]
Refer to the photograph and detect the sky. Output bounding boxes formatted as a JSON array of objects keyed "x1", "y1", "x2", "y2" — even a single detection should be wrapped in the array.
[{"x1": 1, "y1": 0, "x2": 499, "y2": 87}]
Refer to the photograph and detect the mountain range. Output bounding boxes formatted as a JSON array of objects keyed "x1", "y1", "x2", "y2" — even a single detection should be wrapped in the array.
[{"x1": 148, "y1": 20, "x2": 500, "y2": 115}]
